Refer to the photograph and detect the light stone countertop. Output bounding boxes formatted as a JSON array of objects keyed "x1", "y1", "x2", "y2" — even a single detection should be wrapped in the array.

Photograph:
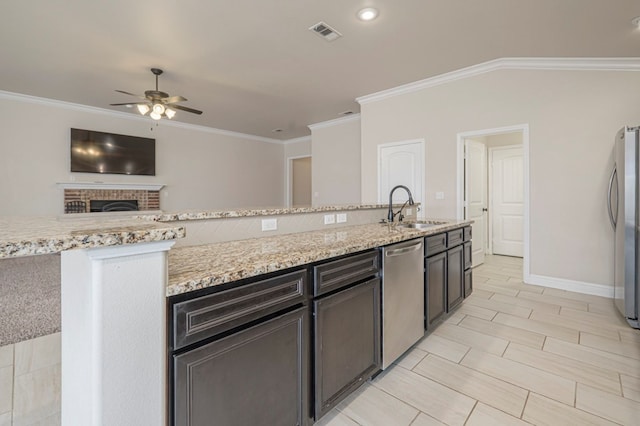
[
  {"x1": 167, "y1": 220, "x2": 471, "y2": 296},
  {"x1": 0, "y1": 216, "x2": 185, "y2": 258},
  {"x1": 140, "y1": 204, "x2": 397, "y2": 222}
]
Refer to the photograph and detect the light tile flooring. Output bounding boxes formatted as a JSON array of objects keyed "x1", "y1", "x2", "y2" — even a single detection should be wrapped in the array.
[{"x1": 318, "y1": 255, "x2": 640, "y2": 426}]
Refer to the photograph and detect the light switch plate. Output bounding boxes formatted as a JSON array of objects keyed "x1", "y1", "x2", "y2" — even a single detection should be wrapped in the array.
[
  {"x1": 324, "y1": 214, "x2": 335, "y2": 225},
  {"x1": 336, "y1": 213, "x2": 347, "y2": 223},
  {"x1": 261, "y1": 218, "x2": 277, "y2": 231},
  {"x1": 435, "y1": 192, "x2": 445, "y2": 200}
]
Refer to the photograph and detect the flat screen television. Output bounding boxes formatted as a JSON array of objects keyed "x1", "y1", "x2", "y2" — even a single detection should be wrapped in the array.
[{"x1": 70, "y1": 128, "x2": 156, "y2": 176}]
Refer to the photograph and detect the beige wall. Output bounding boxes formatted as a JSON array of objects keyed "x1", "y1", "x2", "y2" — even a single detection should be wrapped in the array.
[
  {"x1": 310, "y1": 117, "x2": 361, "y2": 206},
  {"x1": 283, "y1": 138, "x2": 311, "y2": 159},
  {"x1": 0, "y1": 95, "x2": 285, "y2": 216},
  {"x1": 360, "y1": 69, "x2": 640, "y2": 287}
]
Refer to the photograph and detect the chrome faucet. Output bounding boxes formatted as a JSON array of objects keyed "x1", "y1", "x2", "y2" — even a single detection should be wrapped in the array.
[{"x1": 387, "y1": 185, "x2": 415, "y2": 222}]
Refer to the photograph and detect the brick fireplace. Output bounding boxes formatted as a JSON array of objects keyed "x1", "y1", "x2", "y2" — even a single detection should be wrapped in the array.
[{"x1": 58, "y1": 182, "x2": 163, "y2": 214}]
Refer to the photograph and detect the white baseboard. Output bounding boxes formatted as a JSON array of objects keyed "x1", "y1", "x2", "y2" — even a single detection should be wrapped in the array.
[{"x1": 524, "y1": 274, "x2": 614, "y2": 298}]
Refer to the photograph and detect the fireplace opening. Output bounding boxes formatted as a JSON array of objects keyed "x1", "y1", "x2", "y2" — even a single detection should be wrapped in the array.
[{"x1": 90, "y1": 200, "x2": 139, "y2": 212}]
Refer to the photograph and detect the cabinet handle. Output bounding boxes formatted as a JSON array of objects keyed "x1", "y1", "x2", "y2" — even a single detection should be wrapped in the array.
[{"x1": 386, "y1": 242, "x2": 422, "y2": 257}]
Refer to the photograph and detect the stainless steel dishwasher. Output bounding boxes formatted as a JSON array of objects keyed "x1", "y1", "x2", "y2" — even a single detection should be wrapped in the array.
[{"x1": 381, "y1": 238, "x2": 425, "y2": 369}]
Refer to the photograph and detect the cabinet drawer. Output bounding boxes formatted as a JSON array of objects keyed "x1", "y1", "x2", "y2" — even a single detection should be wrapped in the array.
[
  {"x1": 463, "y1": 226, "x2": 472, "y2": 242},
  {"x1": 172, "y1": 269, "x2": 306, "y2": 350},
  {"x1": 425, "y1": 233, "x2": 447, "y2": 256},
  {"x1": 313, "y1": 250, "x2": 379, "y2": 297},
  {"x1": 447, "y1": 228, "x2": 464, "y2": 247}
]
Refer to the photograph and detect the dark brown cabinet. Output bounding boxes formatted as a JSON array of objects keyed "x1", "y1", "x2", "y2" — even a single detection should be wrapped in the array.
[
  {"x1": 173, "y1": 307, "x2": 308, "y2": 426},
  {"x1": 447, "y1": 244, "x2": 464, "y2": 310},
  {"x1": 169, "y1": 269, "x2": 310, "y2": 426},
  {"x1": 425, "y1": 251, "x2": 446, "y2": 327},
  {"x1": 424, "y1": 226, "x2": 473, "y2": 330},
  {"x1": 312, "y1": 250, "x2": 381, "y2": 421}
]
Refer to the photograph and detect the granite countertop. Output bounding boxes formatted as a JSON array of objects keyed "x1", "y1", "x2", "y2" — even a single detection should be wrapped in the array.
[
  {"x1": 167, "y1": 220, "x2": 470, "y2": 296},
  {"x1": 140, "y1": 203, "x2": 397, "y2": 222},
  {"x1": 0, "y1": 216, "x2": 185, "y2": 258}
]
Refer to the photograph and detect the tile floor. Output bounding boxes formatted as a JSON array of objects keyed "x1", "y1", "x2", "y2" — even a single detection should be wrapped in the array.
[{"x1": 318, "y1": 255, "x2": 640, "y2": 426}]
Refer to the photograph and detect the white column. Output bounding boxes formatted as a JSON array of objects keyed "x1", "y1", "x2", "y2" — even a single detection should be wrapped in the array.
[{"x1": 60, "y1": 241, "x2": 174, "y2": 426}]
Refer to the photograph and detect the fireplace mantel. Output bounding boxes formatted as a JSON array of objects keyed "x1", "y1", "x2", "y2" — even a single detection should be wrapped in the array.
[{"x1": 57, "y1": 182, "x2": 165, "y2": 191}]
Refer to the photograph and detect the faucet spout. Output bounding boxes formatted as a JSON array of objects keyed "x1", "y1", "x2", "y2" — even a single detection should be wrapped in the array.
[{"x1": 387, "y1": 185, "x2": 415, "y2": 222}]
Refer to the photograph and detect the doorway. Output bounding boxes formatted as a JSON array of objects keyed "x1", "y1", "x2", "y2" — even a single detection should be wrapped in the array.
[
  {"x1": 288, "y1": 156, "x2": 312, "y2": 207},
  {"x1": 456, "y1": 125, "x2": 529, "y2": 278}
]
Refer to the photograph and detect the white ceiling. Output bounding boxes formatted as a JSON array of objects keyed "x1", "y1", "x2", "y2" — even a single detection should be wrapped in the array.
[{"x1": 2, "y1": 0, "x2": 639, "y2": 140}]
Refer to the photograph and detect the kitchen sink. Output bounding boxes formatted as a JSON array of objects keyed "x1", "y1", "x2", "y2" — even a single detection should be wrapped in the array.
[{"x1": 397, "y1": 222, "x2": 440, "y2": 230}]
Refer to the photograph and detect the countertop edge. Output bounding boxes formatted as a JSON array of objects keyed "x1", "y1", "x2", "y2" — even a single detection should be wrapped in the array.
[{"x1": 140, "y1": 204, "x2": 406, "y2": 222}]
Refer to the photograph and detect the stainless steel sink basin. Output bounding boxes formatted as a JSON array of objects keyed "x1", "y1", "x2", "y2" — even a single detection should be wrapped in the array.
[{"x1": 398, "y1": 222, "x2": 438, "y2": 230}]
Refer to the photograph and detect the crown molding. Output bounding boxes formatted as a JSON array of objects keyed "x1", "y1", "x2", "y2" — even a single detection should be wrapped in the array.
[
  {"x1": 356, "y1": 57, "x2": 640, "y2": 105},
  {"x1": 308, "y1": 113, "x2": 361, "y2": 131},
  {"x1": 0, "y1": 90, "x2": 286, "y2": 144}
]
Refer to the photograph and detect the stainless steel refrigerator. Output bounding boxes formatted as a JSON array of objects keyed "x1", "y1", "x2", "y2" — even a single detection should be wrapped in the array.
[{"x1": 608, "y1": 126, "x2": 640, "y2": 328}]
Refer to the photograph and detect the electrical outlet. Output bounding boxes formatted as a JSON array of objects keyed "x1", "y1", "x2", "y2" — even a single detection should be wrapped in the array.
[
  {"x1": 336, "y1": 213, "x2": 347, "y2": 223},
  {"x1": 261, "y1": 218, "x2": 277, "y2": 231},
  {"x1": 435, "y1": 192, "x2": 445, "y2": 200},
  {"x1": 324, "y1": 214, "x2": 335, "y2": 225}
]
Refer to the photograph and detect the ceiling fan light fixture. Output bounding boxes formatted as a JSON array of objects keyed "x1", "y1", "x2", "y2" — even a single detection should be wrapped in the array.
[
  {"x1": 137, "y1": 104, "x2": 150, "y2": 115},
  {"x1": 357, "y1": 8, "x2": 378, "y2": 21},
  {"x1": 150, "y1": 111, "x2": 162, "y2": 120},
  {"x1": 165, "y1": 108, "x2": 176, "y2": 119},
  {"x1": 152, "y1": 103, "x2": 165, "y2": 115}
]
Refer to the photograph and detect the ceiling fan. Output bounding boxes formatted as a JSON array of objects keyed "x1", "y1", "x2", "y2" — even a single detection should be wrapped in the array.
[{"x1": 110, "y1": 68, "x2": 203, "y2": 120}]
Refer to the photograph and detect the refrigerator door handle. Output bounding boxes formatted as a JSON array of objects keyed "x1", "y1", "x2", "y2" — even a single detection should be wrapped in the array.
[{"x1": 607, "y1": 166, "x2": 617, "y2": 229}]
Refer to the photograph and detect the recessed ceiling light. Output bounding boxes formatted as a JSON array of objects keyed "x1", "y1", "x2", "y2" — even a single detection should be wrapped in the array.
[
  {"x1": 357, "y1": 8, "x2": 378, "y2": 22},
  {"x1": 632, "y1": 16, "x2": 640, "y2": 27}
]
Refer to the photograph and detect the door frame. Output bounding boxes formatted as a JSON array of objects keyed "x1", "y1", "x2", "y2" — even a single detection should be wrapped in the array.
[
  {"x1": 488, "y1": 144, "x2": 524, "y2": 256},
  {"x1": 456, "y1": 124, "x2": 530, "y2": 279},
  {"x1": 377, "y1": 139, "x2": 425, "y2": 219},
  {"x1": 286, "y1": 155, "x2": 312, "y2": 207}
]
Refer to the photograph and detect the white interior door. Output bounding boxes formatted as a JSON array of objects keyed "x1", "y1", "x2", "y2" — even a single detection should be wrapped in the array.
[
  {"x1": 379, "y1": 140, "x2": 424, "y2": 219},
  {"x1": 491, "y1": 146, "x2": 524, "y2": 257},
  {"x1": 465, "y1": 140, "x2": 487, "y2": 267}
]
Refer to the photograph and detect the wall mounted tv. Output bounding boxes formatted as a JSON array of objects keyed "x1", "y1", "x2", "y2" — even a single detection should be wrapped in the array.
[{"x1": 70, "y1": 128, "x2": 156, "y2": 176}]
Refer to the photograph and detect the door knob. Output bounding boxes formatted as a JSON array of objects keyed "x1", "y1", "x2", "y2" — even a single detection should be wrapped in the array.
[{"x1": 482, "y1": 208, "x2": 488, "y2": 212}]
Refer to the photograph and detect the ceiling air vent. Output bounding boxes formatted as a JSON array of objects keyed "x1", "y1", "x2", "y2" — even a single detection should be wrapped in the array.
[{"x1": 309, "y1": 21, "x2": 342, "y2": 41}]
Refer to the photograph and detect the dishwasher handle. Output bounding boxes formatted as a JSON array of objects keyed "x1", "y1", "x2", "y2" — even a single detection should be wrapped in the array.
[{"x1": 385, "y1": 241, "x2": 423, "y2": 257}]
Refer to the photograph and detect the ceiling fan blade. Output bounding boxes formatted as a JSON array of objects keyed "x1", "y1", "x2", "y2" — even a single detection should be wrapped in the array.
[
  {"x1": 164, "y1": 95, "x2": 187, "y2": 103},
  {"x1": 115, "y1": 90, "x2": 146, "y2": 99},
  {"x1": 170, "y1": 104, "x2": 203, "y2": 115},
  {"x1": 110, "y1": 102, "x2": 150, "y2": 106}
]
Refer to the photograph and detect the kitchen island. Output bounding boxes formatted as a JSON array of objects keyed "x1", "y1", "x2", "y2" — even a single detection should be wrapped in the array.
[{"x1": 0, "y1": 207, "x2": 470, "y2": 425}]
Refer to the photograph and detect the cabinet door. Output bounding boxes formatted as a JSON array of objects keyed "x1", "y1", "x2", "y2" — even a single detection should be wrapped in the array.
[
  {"x1": 447, "y1": 245, "x2": 464, "y2": 311},
  {"x1": 464, "y1": 268, "x2": 473, "y2": 298},
  {"x1": 425, "y1": 252, "x2": 446, "y2": 329},
  {"x1": 464, "y1": 242, "x2": 472, "y2": 270},
  {"x1": 173, "y1": 307, "x2": 308, "y2": 426},
  {"x1": 314, "y1": 278, "x2": 381, "y2": 420}
]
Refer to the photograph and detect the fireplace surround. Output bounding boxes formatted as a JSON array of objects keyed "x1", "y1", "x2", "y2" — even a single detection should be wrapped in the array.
[{"x1": 58, "y1": 182, "x2": 163, "y2": 213}]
